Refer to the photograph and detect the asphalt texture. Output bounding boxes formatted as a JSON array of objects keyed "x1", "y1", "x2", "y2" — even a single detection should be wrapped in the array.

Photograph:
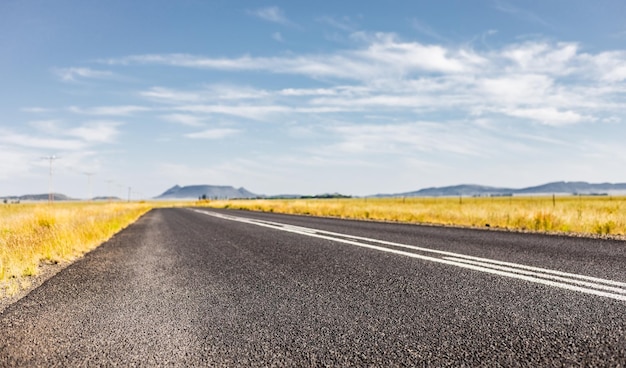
[{"x1": 1, "y1": 207, "x2": 626, "y2": 366}]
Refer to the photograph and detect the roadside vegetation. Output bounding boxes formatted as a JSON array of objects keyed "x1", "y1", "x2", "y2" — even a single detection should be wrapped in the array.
[
  {"x1": 206, "y1": 196, "x2": 626, "y2": 238},
  {"x1": 0, "y1": 202, "x2": 154, "y2": 297}
]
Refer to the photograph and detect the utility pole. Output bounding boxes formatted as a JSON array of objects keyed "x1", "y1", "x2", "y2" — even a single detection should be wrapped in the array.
[
  {"x1": 128, "y1": 187, "x2": 131, "y2": 202},
  {"x1": 41, "y1": 155, "x2": 59, "y2": 203},
  {"x1": 83, "y1": 172, "x2": 95, "y2": 201}
]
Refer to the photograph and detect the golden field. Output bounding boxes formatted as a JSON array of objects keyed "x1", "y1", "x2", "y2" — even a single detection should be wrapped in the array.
[
  {"x1": 207, "y1": 196, "x2": 626, "y2": 237},
  {"x1": 0, "y1": 202, "x2": 154, "y2": 297}
]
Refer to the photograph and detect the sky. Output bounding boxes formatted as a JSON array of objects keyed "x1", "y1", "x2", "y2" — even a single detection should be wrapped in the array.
[{"x1": 1, "y1": 0, "x2": 626, "y2": 198}]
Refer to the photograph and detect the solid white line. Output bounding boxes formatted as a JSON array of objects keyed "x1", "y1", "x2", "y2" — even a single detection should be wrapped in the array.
[
  {"x1": 191, "y1": 209, "x2": 626, "y2": 301},
  {"x1": 442, "y1": 257, "x2": 626, "y2": 295},
  {"x1": 252, "y1": 216, "x2": 626, "y2": 288},
  {"x1": 224, "y1": 211, "x2": 626, "y2": 288}
]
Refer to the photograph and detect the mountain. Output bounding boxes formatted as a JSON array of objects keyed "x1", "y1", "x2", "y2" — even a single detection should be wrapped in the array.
[
  {"x1": 1, "y1": 193, "x2": 74, "y2": 202},
  {"x1": 92, "y1": 196, "x2": 122, "y2": 201},
  {"x1": 515, "y1": 181, "x2": 626, "y2": 195},
  {"x1": 266, "y1": 193, "x2": 352, "y2": 199},
  {"x1": 155, "y1": 185, "x2": 257, "y2": 200},
  {"x1": 379, "y1": 184, "x2": 514, "y2": 198},
  {"x1": 372, "y1": 181, "x2": 626, "y2": 198}
]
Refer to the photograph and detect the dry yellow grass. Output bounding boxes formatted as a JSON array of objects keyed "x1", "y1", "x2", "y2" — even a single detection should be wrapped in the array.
[
  {"x1": 0, "y1": 202, "x2": 155, "y2": 297},
  {"x1": 206, "y1": 196, "x2": 626, "y2": 237}
]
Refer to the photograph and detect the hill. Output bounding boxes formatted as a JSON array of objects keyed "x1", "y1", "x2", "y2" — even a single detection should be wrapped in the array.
[
  {"x1": 1, "y1": 193, "x2": 74, "y2": 202},
  {"x1": 372, "y1": 181, "x2": 626, "y2": 198},
  {"x1": 515, "y1": 181, "x2": 626, "y2": 195},
  {"x1": 155, "y1": 185, "x2": 257, "y2": 200},
  {"x1": 92, "y1": 196, "x2": 122, "y2": 201},
  {"x1": 378, "y1": 184, "x2": 514, "y2": 197}
]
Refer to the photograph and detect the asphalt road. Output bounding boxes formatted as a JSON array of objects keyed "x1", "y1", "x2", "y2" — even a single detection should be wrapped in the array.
[{"x1": 1, "y1": 208, "x2": 626, "y2": 366}]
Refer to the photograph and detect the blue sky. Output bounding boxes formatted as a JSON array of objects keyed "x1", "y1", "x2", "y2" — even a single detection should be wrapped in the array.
[{"x1": 1, "y1": 0, "x2": 626, "y2": 198}]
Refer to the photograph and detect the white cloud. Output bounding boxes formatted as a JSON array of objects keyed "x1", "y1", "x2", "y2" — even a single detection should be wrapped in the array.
[
  {"x1": 21, "y1": 107, "x2": 53, "y2": 113},
  {"x1": 185, "y1": 128, "x2": 240, "y2": 139},
  {"x1": 249, "y1": 6, "x2": 294, "y2": 26},
  {"x1": 0, "y1": 120, "x2": 122, "y2": 186},
  {"x1": 173, "y1": 103, "x2": 351, "y2": 121},
  {"x1": 603, "y1": 116, "x2": 621, "y2": 124},
  {"x1": 0, "y1": 146, "x2": 33, "y2": 180},
  {"x1": 206, "y1": 85, "x2": 270, "y2": 100},
  {"x1": 278, "y1": 87, "x2": 339, "y2": 96},
  {"x1": 141, "y1": 85, "x2": 268, "y2": 104},
  {"x1": 54, "y1": 67, "x2": 115, "y2": 82},
  {"x1": 67, "y1": 121, "x2": 123, "y2": 143},
  {"x1": 101, "y1": 36, "x2": 621, "y2": 88},
  {"x1": 499, "y1": 42, "x2": 579, "y2": 75},
  {"x1": 316, "y1": 15, "x2": 358, "y2": 32},
  {"x1": 501, "y1": 107, "x2": 594, "y2": 126},
  {"x1": 0, "y1": 128, "x2": 86, "y2": 150},
  {"x1": 478, "y1": 74, "x2": 554, "y2": 105},
  {"x1": 102, "y1": 36, "x2": 625, "y2": 131},
  {"x1": 104, "y1": 53, "x2": 256, "y2": 69},
  {"x1": 328, "y1": 122, "x2": 488, "y2": 157},
  {"x1": 68, "y1": 105, "x2": 149, "y2": 116},
  {"x1": 101, "y1": 33, "x2": 487, "y2": 80},
  {"x1": 141, "y1": 87, "x2": 203, "y2": 103},
  {"x1": 583, "y1": 50, "x2": 626, "y2": 82},
  {"x1": 311, "y1": 94, "x2": 434, "y2": 109},
  {"x1": 29, "y1": 120, "x2": 62, "y2": 134},
  {"x1": 176, "y1": 104, "x2": 291, "y2": 121},
  {"x1": 160, "y1": 114, "x2": 206, "y2": 127},
  {"x1": 357, "y1": 34, "x2": 480, "y2": 74}
]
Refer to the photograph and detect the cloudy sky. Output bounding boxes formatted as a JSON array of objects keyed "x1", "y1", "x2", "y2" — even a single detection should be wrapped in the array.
[{"x1": 1, "y1": 0, "x2": 625, "y2": 198}]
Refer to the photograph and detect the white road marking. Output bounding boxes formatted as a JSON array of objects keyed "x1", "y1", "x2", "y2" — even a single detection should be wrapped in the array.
[
  {"x1": 192, "y1": 209, "x2": 626, "y2": 301},
  {"x1": 442, "y1": 257, "x2": 626, "y2": 294}
]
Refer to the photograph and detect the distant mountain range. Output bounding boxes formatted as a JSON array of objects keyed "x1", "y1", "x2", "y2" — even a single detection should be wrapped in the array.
[
  {"x1": 1, "y1": 193, "x2": 73, "y2": 202},
  {"x1": 157, "y1": 181, "x2": 626, "y2": 200},
  {"x1": 155, "y1": 185, "x2": 257, "y2": 199},
  {"x1": 0, "y1": 194, "x2": 123, "y2": 202},
  {"x1": 4, "y1": 181, "x2": 626, "y2": 202},
  {"x1": 373, "y1": 181, "x2": 626, "y2": 198}
]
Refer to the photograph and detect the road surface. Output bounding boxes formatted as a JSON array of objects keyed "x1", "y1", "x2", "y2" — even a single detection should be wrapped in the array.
[{"x1": 1, "y1": 208, "x2": 626, "y2": 366}]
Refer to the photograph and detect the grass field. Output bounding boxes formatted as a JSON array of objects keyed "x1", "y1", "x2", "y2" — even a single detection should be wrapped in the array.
[
  {"x1": 206, "y1": 196, "x2": 626, "y2": 237},
  {"x1": 0, "y1": 202, "x2": 154, "y2": 297}
]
